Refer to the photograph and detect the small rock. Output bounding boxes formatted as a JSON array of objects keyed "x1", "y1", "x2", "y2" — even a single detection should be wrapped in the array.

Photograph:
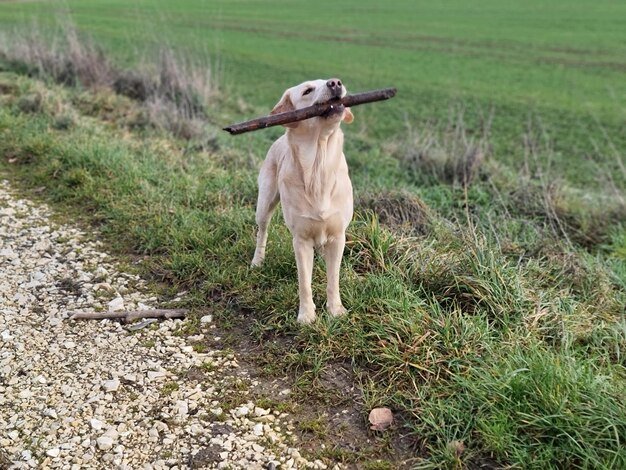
[
  {"x1": 154, "y1": 421, "x2": 169, "y2": 433},
  {"x1": 254, "y1": 407, "x2": 270, "y2": 417},
  {"x1": 254, "y1": 415, "x2": 275, "y2": 423},
  {"x1": 368, "y1": 407, "x2": 394, "y2": 431},
  {"x1": 94, "y1": 266, "x2": 108, "y2": 277},
  {"x1": 234, "y1": 405, "x2": 250, "y2": 417},
  {"x1": 200, "y1": 315, "x2": 213, "y2": 324},
  {"x1": 90, "y1": 419, "x2": 104, "y2": 430},
  {"x1": 93, "y1": 282, "x2": 114, "y2": 292},
  {"x1": 252, "y1": 443, "x2": 264, "y2": 453},
  {"x1": 46, "y1": 448, "x2": 60, "y2": 458},
  {"x1": 102, "y1": 379, "x2": 121, "y2": 393},
  {"x1": 189, "y1": 424, "x2": 203, "y2": 436},
  {"x1": 147, "y1": 371, "x2": 166, "y2": 380},
  {"x1": 108, "y1": 297, "x2": 125, "y2": 312},
  {"x1": 96, "y1": 436, "x2": 114, "y2": 450},
  {"x1": 0, "y1": 248, "x2": 17, "y2": 259},
  {"x1": 104, "y1": 428, "x2": 120, "y2": 440},
  {"x1": 174, "y1": 400, "x2": 189, "y2": 417}
]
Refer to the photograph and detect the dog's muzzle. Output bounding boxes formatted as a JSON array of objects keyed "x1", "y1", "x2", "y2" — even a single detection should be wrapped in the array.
[{"x1": 326, "y1": 78, "x2": 343, "y2": 98}]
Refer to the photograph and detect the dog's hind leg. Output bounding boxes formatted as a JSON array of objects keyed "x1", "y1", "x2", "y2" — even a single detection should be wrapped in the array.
[
  {"x1": 323, "y1": 235, "x2": 347, "y2": 317},
  {"x1": 252, "y1": 161, "x2": 279, "y2": 267}
]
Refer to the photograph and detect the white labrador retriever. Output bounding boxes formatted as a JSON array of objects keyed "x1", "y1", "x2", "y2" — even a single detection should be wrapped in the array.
[{"x1": 251, "y1": 78, "x2": 354, "y2": 324}]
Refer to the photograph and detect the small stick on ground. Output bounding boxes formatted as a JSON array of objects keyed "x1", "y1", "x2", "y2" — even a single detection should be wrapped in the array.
[
  {"x1": 69, "y1": 309, "x2": 187, "y2": 321},
  {"x1": 223, "y1": 87, "x2": 397, "y2": 135}
]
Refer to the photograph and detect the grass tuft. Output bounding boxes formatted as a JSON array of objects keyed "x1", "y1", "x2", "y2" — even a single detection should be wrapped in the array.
[{"x1": 390, "y1": 110, "x2": 490, "y2": 187}]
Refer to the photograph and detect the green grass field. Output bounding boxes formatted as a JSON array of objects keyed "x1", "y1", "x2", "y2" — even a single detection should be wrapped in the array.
[{"x1": 1, "y1": 1, "x2": 626, "y2": 468}]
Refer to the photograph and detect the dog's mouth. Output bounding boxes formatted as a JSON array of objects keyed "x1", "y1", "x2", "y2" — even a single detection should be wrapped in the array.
[{"x1": 320, "y1": 99, "x2": 345, "y2": 119}]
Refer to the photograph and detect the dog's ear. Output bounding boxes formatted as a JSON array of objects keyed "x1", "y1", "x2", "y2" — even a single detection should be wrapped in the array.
[
  {"x1": 342, "y1": 107, "x2": 354, "y2": 124},
  {"x1": 271, "y1": 92, "x2": 299, "y2": 129}
]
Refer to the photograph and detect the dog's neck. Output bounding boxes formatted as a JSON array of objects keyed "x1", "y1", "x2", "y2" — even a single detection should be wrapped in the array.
[{"x1": 287, "y1": 126, "x2": 344, "y2": 212}]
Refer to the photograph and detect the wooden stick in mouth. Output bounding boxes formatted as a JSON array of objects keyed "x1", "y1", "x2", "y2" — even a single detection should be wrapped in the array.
[{"x1": 223, "y1": 87, "x2": 397, "y2": 135}]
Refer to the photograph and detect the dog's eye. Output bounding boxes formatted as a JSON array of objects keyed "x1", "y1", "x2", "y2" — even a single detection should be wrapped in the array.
[{"x1": 302, "y1": 87, "x2": 314, "y2": 96}]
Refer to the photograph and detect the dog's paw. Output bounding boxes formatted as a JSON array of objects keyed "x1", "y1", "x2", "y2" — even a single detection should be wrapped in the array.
[
  {"x1": 297, "y1": 314, "x2": 315, "y2": 324},
  {"x1": 328, "y1": 304, "x2": 348, "y2": 317},
  {"x1": 297, "y1": 305, "x2": 316, "y2": 324},
  {"x1": 250, "y1": 257, "x2": 264, "y2": 268}
]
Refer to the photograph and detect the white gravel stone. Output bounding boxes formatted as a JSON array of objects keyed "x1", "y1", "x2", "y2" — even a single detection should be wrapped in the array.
[
  {"x1": 147, "y1": 371, "x2": 166, "y2": 380},
  {"x1": 46, "y1": 448, "x2": 61, "y2": 458},
  {"x1": 108, "y1": 296, "x2": 125, "y2": 311},
  {"x1": 253, "y1": 423, "x2": 264, "y2": 436},
  {"x1": 102, "y1": 379, "x2": 121, "y2": 392},
  {"x1": 96, "y1": 435, "x2": 114, "y2": 450},
  {"x1": 254, "y1": 407, "x2": 270, "y2": 417},
  {"x1": 90, "y1": 418, "x2": 104, "y2": 430},
  {"x1": 234, "y1": 405, "x2": 250, "y2": 417},
  {"x1": 174, "y1": 400, "x2": 189, "y2": 417}
]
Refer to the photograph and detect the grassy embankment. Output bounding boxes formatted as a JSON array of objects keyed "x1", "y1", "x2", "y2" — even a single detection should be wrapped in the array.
[{"x1": 1, "y1": 5, "x2": 626, "y2": 468}]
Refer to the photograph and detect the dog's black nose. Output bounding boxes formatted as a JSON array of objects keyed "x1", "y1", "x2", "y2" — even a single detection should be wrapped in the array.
[{"x1": 326, "y1": 78, "x2": 342, "y2": 97}]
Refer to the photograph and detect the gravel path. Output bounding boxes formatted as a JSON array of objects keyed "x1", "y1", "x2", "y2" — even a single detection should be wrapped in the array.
[{"x1": 0, "y1": 180, "x2": 330, "y2": 470}]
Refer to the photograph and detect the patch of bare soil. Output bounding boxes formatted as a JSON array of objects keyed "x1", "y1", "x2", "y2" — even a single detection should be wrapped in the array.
[{"x1": 202, "y1": 316, "x2": 420, "y2": 469}]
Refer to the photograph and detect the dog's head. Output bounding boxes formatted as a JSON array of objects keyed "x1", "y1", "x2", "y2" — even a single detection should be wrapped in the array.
[{"x1": 270, "y1": 78, "x2": 354, "y2": 131}]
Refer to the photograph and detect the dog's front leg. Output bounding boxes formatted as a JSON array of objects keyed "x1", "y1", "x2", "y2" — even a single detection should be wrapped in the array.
[
  {"x1": 323, "y1": 235, "x2": 347, "y2": 317},
  {"x1": 293, "y1": 236, "x2": 316, "y2": 324}
]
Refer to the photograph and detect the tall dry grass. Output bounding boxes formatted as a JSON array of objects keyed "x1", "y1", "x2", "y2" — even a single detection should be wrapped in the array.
[
  {"x1": 391, "y1": 108, "x2": 491, "y2": 187},
  {"x1": 0, "y1": 21, "x2": 219, "y2": 139}
]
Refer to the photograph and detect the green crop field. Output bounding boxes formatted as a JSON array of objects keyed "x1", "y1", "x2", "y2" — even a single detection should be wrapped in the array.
[
  {"x1": 1, "y1": 1, "x2": 625, "y2": 468},
  {"x1": 1, "y1": 0, "x2": 626, "y2": 185}
]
